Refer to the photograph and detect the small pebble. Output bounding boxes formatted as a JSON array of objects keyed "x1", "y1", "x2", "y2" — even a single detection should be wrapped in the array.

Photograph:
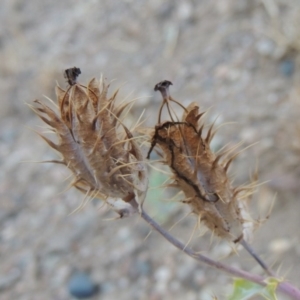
[
  {"x1": 256, "y1": 39, "x2": 275, "y2": 57},
  {"x1": 135, "y1": 260, "x2": 151, "y2": 276},
  {"x1": 177, "y1": 2, "x2": 193, "y2": 21},
  {"x1": 279, "y1": 59, "x2": 295, "y2": 77},
  {"x1": 154, "y1": 266, "x2": 171, "y2": 283},
  {"x1": 68, "y1": 272, "x2": 98, "y2": 299},
  {"x1": 269, "y1": 238, "x2": 292, "y2": 255}
]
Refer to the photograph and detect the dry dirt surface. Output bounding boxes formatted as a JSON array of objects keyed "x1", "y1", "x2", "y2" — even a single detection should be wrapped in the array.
[{"x1": 1, "y1": 0, "x2": 300, "y2": 299}]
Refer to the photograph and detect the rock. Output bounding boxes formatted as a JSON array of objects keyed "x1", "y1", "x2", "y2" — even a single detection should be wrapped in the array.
[
  {"x1": 68, "y1": 271, "x2": 98, "y2": 299},
  {"x1": 279, "y1": 59, "x2": 295, "y2": 77},
  {"x1": 177, "y1": 2, "x2": 193, "y2": 22},
  {"x1": 269, "y1": 238, "x2": 293, "y2": 255},
  {"x1": 134, "y1": 260, "x2": 151, "y2": 276},
  {"x1": 154, "y1": 266, "x2": 171, "y2": 283},
  {"x1": 256, "y1": 39, "x2": 275, "y2": 57}
]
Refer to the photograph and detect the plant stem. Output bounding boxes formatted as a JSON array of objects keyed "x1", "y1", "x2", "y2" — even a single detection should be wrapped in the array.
[
  {"x1": 240, "y1": 239, "x2": 274, "y2": 277},
  {"x1": 140, "y1": 209, "x2": 300, "y2": 300}
]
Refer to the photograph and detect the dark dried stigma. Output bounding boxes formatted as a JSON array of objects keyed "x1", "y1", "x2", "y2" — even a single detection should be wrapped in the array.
[{"x1": 64, "y1": 67, "x2": 81, "y2": 86}]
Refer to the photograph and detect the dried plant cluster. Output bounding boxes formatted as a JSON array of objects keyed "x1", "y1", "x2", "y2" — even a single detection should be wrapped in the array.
[
  {"x1": 32, "y1": 68, "x2": 255, "y2": 243},
  {"x1": 30, "y1": 68, "x2": 300, "y2": 300}
]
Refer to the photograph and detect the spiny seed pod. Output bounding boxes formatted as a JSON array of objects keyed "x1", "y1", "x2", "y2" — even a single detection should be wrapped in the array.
[
  {"x1": 148, "y1": 81, "x2": 254, "y2": 243},
  {"x1": 32, "y1": 68, "x2": 148, "y2": 216}
]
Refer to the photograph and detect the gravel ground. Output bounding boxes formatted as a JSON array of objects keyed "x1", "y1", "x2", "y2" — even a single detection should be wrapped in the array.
[{"x1": 1, "y1": 0, "x2": 300, "y2": 299}]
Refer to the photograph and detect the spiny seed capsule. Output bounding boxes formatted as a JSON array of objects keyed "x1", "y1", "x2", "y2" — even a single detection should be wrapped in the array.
[
  {"x1": 32, "y1": 68, "x2": 148, "y2": 216},
  {"x1": 148, "y1": 80, "x2": 255, "y2": 243}
]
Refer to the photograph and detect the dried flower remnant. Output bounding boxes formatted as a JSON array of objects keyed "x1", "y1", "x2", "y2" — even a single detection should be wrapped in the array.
[
  {"x1": 147, "y1": 81, "x2": 254, "y2": 243},
  {"x1": 64, "y1": 67, "x2": 82, "y2": 86},
  {"x1": 32, "y1": 68, "x2": 148, "y2": 216},
  {"x1": 154, "y1": 80, "x2": 187, "y2": 124}
]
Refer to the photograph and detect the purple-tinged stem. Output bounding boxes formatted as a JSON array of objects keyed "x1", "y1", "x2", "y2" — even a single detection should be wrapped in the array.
[{"x1": 140, "y1": 209, "x2": 300, "y2": 300}]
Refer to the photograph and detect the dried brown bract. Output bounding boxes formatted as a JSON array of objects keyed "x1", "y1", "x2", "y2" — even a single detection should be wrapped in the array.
[
  {"x1": 148, "y1": 81, "x2": 254, "y2": 243},
  {"x1": 32, "y1": 69, "x2": 148, "y2": 216}
]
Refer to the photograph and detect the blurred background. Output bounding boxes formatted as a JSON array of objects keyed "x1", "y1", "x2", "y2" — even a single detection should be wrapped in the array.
[{"x1": 1, "y1": 0, "x2": 300, "y2": 299}]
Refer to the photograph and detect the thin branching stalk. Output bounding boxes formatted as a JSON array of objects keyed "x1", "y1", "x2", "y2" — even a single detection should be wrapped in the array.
[
  {"x1": 240, "y1": 239, "x2": 274, "y2": 277},
  {"x1": 140, "y1": 209, "x2": 300, "y2": 300}
]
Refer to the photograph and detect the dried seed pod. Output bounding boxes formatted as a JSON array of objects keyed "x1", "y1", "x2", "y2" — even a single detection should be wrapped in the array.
[
  {"x1": 32, "y1": 69, "x2": 148, "y2": 216},
  {"x1": 148, "y1": 81, "x2": 254, "y2": 243}
]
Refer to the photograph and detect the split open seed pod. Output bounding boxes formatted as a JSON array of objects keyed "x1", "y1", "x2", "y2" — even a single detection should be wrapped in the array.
[
  {"x1": 32, "y1": 68, "x2": 148, "y2": 216},
  {"x1": 147, "y1": 81, "x2": 254, "y2": 243}
]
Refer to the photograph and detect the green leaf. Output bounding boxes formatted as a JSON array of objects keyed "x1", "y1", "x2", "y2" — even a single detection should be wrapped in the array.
[
  {"x1": 260, "y1": 278, "x2": 279, "y2": 300},
  {"x1": 228, "y1": 278, "x2": 279, "y2": 300}
]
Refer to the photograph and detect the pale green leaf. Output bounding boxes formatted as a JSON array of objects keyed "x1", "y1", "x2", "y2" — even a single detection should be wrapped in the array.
[{"x1": 228, "y1": 278, "x2": 278, "y2": 300}]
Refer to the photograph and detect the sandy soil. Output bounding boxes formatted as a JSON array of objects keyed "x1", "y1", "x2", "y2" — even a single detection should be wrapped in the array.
[{"x1": 1, "y1": 0, "x2": 300, "y2": 299}]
